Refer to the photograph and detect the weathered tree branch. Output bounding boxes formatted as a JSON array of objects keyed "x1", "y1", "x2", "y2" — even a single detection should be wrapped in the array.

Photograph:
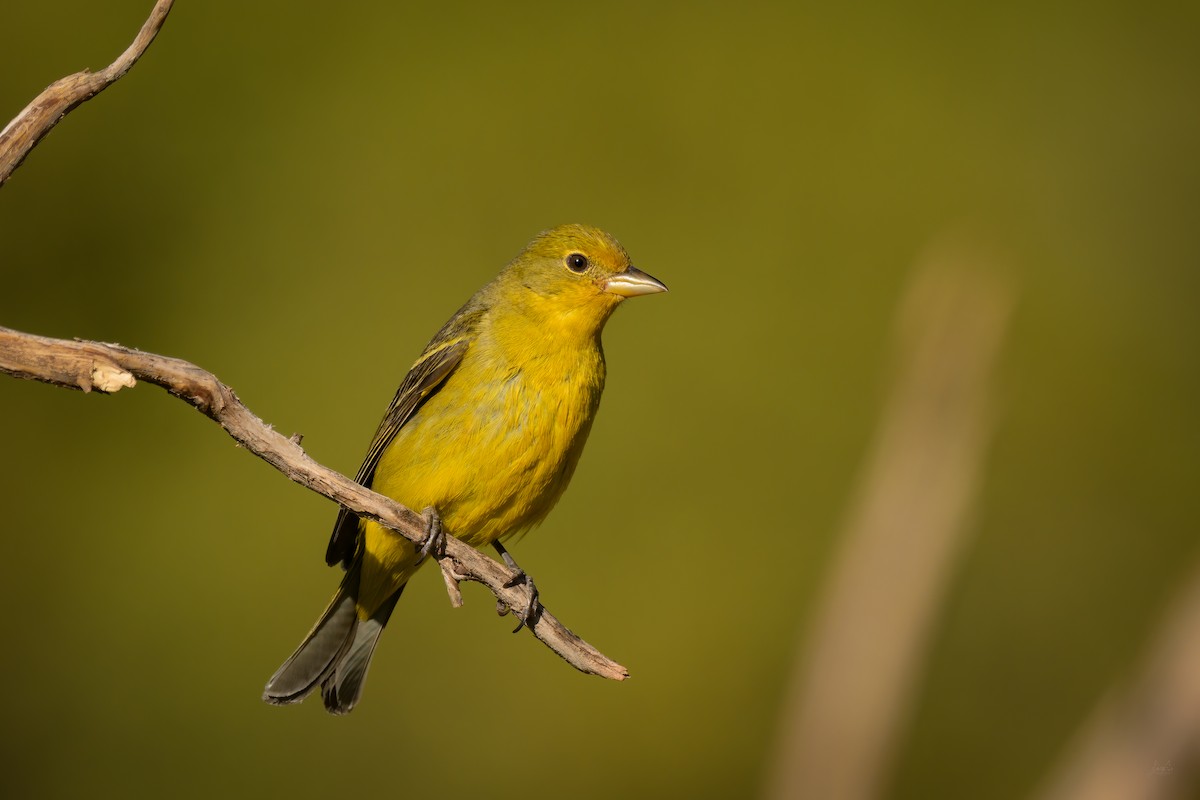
[
  {"x1": 0, "y1": 0, "x2": 175, "y2": 187},
  {"x1": 0, "y1": 325, "x2": 629, "y2": 681}
]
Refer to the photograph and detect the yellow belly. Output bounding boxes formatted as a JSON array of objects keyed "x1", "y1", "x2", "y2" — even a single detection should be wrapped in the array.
[{"x1": 356, "y1": 331, "x2": 605, "y2": 618}]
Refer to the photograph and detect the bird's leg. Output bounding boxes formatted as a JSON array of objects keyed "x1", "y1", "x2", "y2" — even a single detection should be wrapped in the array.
[
  {"x1": 493, "y1": 540, "x2": 542, "y2": 633},
  {"x1": 417, "y1": 506, "x2": 446, "y2": 562}
]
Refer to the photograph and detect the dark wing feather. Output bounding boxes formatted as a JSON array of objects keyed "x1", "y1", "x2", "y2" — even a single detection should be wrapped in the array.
[{"x1": 325, "y1": 308, "x2": 481, "y2": 567}]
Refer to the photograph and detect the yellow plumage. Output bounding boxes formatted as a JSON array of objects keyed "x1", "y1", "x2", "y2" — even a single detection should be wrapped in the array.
[{"x1": 264, "y1": 224, "x2": 665, "y2": 713}]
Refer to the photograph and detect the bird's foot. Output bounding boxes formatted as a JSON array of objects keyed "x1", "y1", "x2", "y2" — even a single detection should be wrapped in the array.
[
  {"x1": 417, "y1": 507, "x2": 446, "y2": 562},
  {"x1": 493, "y1": 540, "x2": 542, "y2": 633}
]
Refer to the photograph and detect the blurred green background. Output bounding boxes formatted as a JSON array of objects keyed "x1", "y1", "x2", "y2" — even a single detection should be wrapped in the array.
[{"x1": 2, "y1": 2, "x2": 1198, "y2": 798}]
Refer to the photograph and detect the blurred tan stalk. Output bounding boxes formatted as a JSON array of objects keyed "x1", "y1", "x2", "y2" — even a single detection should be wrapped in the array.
[
  {"x1": 1033, "y1": 557, "x2": 1200, "y2": 800},
  {"x1": 766, "y1": 240, "x2": 1014, "y2": 800}
]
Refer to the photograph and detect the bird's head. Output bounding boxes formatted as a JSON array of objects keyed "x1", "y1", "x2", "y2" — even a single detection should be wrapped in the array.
[{"x1": 501, "y1": 224, "x2": 667, "y2": 334}]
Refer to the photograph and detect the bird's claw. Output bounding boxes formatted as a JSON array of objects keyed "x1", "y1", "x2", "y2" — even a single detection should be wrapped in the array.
[
  {"x1": 493, "y1": 540, "x2": 542, "y2": 633},
  {"x1": 418, "y1": 507, "x2": 446, "y2": 562},
  {"x1": 504, "y1": 571, "x2": 541, "y2": 633}
]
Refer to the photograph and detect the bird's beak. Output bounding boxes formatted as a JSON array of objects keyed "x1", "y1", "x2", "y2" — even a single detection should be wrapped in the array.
[{"x1": 604, "y1": 266, "x2": 669, "y2": 298}]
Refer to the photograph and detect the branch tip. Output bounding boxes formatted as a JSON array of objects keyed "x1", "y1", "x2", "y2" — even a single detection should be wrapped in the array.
[
  {"x1": 439, "y1": 559, "x2": 465, "y2": 608},
  {"x1": 0, "y1": 0, "x2": 176, "y2": 186}
]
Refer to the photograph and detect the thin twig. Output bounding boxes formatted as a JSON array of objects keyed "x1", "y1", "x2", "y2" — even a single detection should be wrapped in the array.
[
  {"x1": 0, "y1": 0, "x2": 175, "y2": 187},
  {"x1": 0, "y1": 325, "x2": 630, "y2": 681}
]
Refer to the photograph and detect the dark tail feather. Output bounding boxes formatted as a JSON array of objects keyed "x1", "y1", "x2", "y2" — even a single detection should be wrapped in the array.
[
  {"x1": 263, "y1": 565, "x2": 364, "y2": 706},
  {"x1": 261, "y1": 566, "x2": 357, "y2": 705},
  {"x1": 320, "y1": 586, "x2": 404, "y2": 714},
  {"x1": 264, "y1": 561, "x2": 405, "y2": 713}
]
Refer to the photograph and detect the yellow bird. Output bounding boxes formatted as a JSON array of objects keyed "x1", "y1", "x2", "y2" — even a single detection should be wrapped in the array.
[{"x1": 263, "y1": 224, "x2": 666, "y2": 713}]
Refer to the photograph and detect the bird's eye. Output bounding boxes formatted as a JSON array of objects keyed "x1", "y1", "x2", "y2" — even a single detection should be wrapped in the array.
[{"x1": 565, "y1": 253, "x2": 589, "y2": 273}]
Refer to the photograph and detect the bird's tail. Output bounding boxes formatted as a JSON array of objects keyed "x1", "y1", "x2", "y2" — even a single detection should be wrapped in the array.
[{"x1": 263, "y1": 563, "x2": 404, "y2": 714}]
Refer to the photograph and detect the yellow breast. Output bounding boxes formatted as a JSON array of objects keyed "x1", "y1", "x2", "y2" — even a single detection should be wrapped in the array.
[{"x1": 357, "y1": 304, "x2": 607, "y2": 614}]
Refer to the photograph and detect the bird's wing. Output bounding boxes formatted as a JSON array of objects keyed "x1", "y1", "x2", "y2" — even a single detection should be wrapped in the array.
[{"x1": 324, "y1": 312, "x2": 479, "y2": 568}]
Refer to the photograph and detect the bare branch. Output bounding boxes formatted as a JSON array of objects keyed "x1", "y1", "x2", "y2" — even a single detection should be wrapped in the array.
[
  {"x1": 0, "y1": 325, "x2": 629, "y2": 681},
  {"x1": 0, "y1": 0, "x2": 175, "y2": 187}
]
